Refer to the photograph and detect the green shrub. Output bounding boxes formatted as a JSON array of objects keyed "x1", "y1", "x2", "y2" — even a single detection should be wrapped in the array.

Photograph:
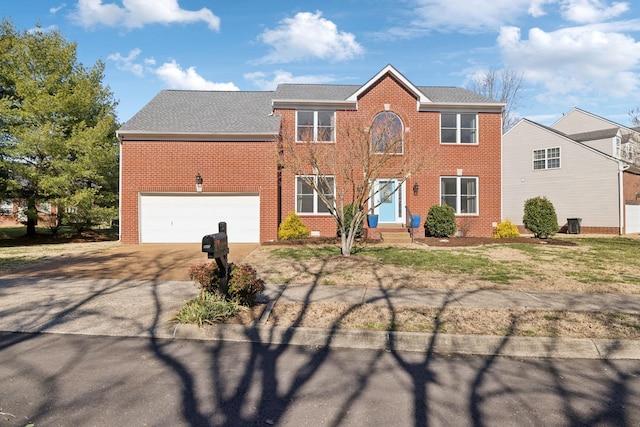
[
  {"x1": 189, "y1": 262, "x2": 265, "y2": 306},
  {"x1": 174, "y1": 292, "x2": 242, "y2": 326},
  {"x1": 493, "y1": 219, "x2": 521, "y2": 238},
  {"x1": 278, "y1": 212, "x2": 310, "y2": 240},
  {"x1": 337, "y1": 203, "x2": 363, "y2": 238},
  {"x1": 425, "y1": 205, "x2": 456, "y2": 238},
  {"x1": 523, "y1": 196, "x2": 558, "y2": 238}
]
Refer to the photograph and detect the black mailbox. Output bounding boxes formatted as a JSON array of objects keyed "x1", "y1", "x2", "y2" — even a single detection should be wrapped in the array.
[{"x1": 202, "y1": 232, "x2": 229, "y2": 259}]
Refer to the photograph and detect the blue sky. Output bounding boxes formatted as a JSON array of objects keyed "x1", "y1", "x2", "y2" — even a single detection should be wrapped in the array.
[{"x1": 3, "y1": 0, "x2": 640, "y2": 126}]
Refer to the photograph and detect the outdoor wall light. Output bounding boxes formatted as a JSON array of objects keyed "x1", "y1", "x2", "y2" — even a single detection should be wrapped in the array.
[
  {"x1": 413, "y1": 182, "x2": 419, "y2": 196},
  {"x1": 196, "y1": 173, "x2": 203, "y2": 192}
]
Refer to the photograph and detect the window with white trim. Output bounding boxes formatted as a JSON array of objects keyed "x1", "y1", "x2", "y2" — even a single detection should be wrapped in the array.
[
  {"x1": 371, "y1": 111, "x2": 403, "y2": 153},
  {"x1": 440, "y1": 176, "x2": 478, "y2": 214},
  {"x1": 296, "y1": 111, "x2": 335, "y2": 142},
  {"x1": 441, "y1": 113, "x2": 477, "y2": 144},
  {"x1": 533, "y1": 147, "x2": 560, "y2": 170},
  {"x1": 613, "y1": 137, "x2": 622, "y2": 158},
  {"x1": 296, "y1": 175, "x2": 335, "y2": 214},
  {"x1": 0, "y1": 200, "x2": 13, "y2": 215}
]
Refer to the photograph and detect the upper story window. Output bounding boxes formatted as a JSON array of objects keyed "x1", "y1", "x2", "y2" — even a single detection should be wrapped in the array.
[
  {"x1": 296, "y1": 175, "x2": 335, "y2": 214},
  {"x1": 613, "y1": 136, "x2": 622, "y2": 158},
  {"x1": 0, "y1": 200, "x2": 13, "y2": 215},
  {"x1": 441, "y1": 113, "x2": 477, "y2": 144},
  {"x1": 371, "y1": 111, "x2": 403, "y2": 154},
  {"x1": 533, "y1": 147, "x2": 560, "y2": 170},
  {"x1": 296, "y1": 111, "x2": 335, "y2": 142}
]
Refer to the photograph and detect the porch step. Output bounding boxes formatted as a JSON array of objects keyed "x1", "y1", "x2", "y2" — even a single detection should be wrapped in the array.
[{"x1": 380, "y1": 227, "x2": 412, "y2": 243}]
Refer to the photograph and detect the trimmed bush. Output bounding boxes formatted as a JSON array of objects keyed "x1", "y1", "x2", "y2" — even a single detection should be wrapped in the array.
[
  {"x1": 425, "y1": 205, "x2": 456, "y2": 238},
  {"x1": 493, "y1": 219, "x2": 521, "y2": 238},
  {"x1": 278, "y1": 212, "x2": 310, "y2": 240},
  {"x1": 189, "y1": 262, "x2": 265, "y2": 306},
  {"x1": 337, "y1": 203, "x2": 363, "y2": 238},
  {"x1": 523, "y1": 196, "x2": 558, "y2": 238}
]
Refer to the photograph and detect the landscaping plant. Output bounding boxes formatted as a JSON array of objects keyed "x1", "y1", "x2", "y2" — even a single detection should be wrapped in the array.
[
  {"x1": 337, "y1": 203, "x2": 363, "y2": 239},
  {"x1": 493, "y1": 219, "x2": 521, "y2": 238},
  {"x1": 522, "y1": 196, "x2": 558, "y2": 238},
  {"x1": 278, "y1": 212, "x2": 311, "y2": 240},
  {"x1": 425, "y1": 205, "x2": 456, "y2": 238}
]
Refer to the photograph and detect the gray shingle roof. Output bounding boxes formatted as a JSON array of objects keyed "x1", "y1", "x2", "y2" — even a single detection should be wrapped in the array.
[
  {"x1": 119, "y1": 90, "x2": 280, "y2": 135},
  {"x1": 273, "y1": 84, "x2": 360, "y2": 101},
  {"x1": 568, "y1": 128, "x2": 619, "y2": 142},
  {"x1": 272, "y1": 83, "x2": 500, "y2": 104}
]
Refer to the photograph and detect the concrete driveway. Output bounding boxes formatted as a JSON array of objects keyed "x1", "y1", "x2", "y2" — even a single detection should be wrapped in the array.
[{"x1": 4, "y1": 243, "x2": 260, "y2": 282}]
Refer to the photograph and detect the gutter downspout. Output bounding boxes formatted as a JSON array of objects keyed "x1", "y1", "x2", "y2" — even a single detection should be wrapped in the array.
[{"x1": 619, "y1": 162, "x2": 629, "y2": 235}]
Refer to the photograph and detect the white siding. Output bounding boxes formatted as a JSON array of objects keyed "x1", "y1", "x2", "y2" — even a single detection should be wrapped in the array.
[
  {"x1": 503, "y1": 122, "x2": 620, "y2": 229},
  {"x1": 552, "y1": 109, "x2": 615, "y2": 134}
]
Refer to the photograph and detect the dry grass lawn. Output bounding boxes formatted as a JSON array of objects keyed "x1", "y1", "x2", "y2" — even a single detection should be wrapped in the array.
[{"x1": 238, "y1": 238, "x2": 640, "y2": 340}]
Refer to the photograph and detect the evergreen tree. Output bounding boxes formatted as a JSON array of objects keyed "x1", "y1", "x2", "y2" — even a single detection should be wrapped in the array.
[{"x1": 0, "y1": 19, "x2": 119, "y2": 236}]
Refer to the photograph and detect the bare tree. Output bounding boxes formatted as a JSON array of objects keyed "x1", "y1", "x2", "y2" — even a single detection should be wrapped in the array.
[
  {"x1": 468, "y1": 67, "x2": 523, "y2": 131},
  {"x1": 279, "y1": 114, "x2": 429, "y2": 256},
  {"x1": 629, "y1": 107, "x2": 640, "y2": 128}
]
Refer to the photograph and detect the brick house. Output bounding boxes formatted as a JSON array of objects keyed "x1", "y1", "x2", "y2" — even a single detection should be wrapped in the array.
[{"x1": 116, "y1": 65, "x2": 504, "y2": 244}]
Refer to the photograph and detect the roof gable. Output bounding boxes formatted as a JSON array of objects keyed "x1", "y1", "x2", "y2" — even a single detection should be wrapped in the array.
[{"x1": 347, "y1": 64, "x2": 429, "y2": 106}]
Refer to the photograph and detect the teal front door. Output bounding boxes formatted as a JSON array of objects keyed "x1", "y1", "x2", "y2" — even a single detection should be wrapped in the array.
[{"x1": 376, "y1": 180, "x2": 397, "y2": 223}]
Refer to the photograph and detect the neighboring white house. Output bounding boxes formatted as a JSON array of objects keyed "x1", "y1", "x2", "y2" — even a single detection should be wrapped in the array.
[{"x1": 503, "y1": 108, "x2": 640, "y2": 235}]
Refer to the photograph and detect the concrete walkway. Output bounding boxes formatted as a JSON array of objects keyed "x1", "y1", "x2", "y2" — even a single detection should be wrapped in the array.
[{"x1": 1, "y1": 276, "x2": 638, "y2": 359}]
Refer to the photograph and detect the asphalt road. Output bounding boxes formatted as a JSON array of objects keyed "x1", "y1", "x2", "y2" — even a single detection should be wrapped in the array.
[{"x1": 1, "y1": 332, "x2": 639, "y2": 426}]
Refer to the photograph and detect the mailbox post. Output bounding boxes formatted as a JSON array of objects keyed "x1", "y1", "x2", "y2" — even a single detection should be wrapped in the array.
[{"x1": 201, "y1": 222, "x2": 230, "y2": 295}]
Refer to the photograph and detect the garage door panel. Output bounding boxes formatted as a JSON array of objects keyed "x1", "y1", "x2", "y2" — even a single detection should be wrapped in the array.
[{"x1": 140, "y1": 194, "x2": 260, "y2": 243}]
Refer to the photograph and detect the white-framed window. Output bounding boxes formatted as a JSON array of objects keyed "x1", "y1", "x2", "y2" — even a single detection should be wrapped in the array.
[
  {"x1": 440, "y1": 176, "x2": 478, "y2": 215},
  {"x1": 533, "y1": 147, "x2": 560, "y2": 170},
  {"x1": 613, "y1": 136, "x2": 622, "y2": 158},
  {"x1": 296, "y1": 110, "x2": 335, "y2": 142},
  {"x1": 296, "y1": 175, "x2": 335, "y2": 214},
  {"x1": 0, "y1": 200, "x2": 13, "y2": 215},
  {"x1": 441, "y1": 113, "x2": 477, "y2": 144},
  {"x1": 371, "y1": 111, "x2": 403, "y2": 154}
]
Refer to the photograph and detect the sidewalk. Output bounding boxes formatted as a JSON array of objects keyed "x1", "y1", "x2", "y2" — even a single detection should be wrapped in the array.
[{"x1": 1, "y1": 276, "x2": 638, "y2": 359}]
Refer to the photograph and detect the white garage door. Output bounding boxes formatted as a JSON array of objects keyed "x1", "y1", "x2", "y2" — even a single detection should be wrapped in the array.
[
  {"x1": 626, "y1": 203, "x2": 640, "y2": 234},
  {"x1": 140, "y1": 193, "x2": 260, "y2": 243}
]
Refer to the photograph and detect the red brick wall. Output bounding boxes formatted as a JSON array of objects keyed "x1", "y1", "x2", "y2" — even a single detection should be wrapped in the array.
[
  {"x1": 277, "y1": 74, "x2": 502, "y2": 237},
  {"x1": 120, "y1": 140, "x2": 279, "y2": 244}
]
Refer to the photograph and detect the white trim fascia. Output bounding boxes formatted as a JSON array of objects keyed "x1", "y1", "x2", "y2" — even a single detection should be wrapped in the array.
[
  {"x1": 271, "y1": 99, "x2": 357, "y2": 110},
  {"x1": 116, "y1": 131, "x2": 280, "y2": 142},
  {"x1": 419, "y1": 102, "x2": 504, "y2": 113},
  {"x1": 347, "y1": 64, "x2": 430, "y2": 107}
]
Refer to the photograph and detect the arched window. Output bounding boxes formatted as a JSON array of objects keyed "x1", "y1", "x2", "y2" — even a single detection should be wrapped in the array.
[{"x1": 371, "y1": 112, "x2": 403, "y2": 154}]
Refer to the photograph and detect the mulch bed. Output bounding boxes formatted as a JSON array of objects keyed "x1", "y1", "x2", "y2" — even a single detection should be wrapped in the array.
[{"x1": 263, "y1": 235, "x2": 577, "y2": 247}]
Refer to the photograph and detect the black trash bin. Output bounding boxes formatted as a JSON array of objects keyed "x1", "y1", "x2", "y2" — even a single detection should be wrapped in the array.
[{"x1": 567, "y1": 218, "x2": 582, "y2": 234}]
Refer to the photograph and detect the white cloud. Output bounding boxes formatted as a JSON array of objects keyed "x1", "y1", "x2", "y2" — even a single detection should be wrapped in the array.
[
  {"x1": 108, "y1": 49, "x2": 237, "y2": 91},
  {"x1": 155, "y1": 61, "x2": 239, "y2": 91},
  {"x1": 560, "y1": 0, "x2": 629, "y2": 24},
  {"x1": 244, "y1": 70, "x2": 336, "y2": 90},
  {"x1": 50, "y1": 3, "x2": 67, "y2": 14},
  {"x1": 72, "y1": 0, "x2": 220, "y2": 30},
  {"x1": 256, "y1": 11, "x2": 363, "y2": 63},
  {"x1": 108, "y1": 48, "x2": 146, "y2": 76},
  {"x1": 408, "y1": 0, "x2": 535, "y2": 33},
  {"x1": 498, "y1": 25, "x2": 640, "y2": 99}
]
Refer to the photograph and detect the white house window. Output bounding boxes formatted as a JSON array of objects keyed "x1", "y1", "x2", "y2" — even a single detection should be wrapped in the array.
[
  {"x1": 441, "y1": 176, "x2": 478, "y2": 214},
  {"x1": 533, "y1": 147, "x2": 560, "y2": 170},
  {"x1": 296, "y1": 111, "x2": 335, "y2": 142},
  {"x1": 441, "y1": 113, "x2": 477, "y2": 144},
  {"x1": 371, "y1": 111, "x2": 403, "y2": 153},
  {"x1": 0, "y1": 200, "x2": 13, "y2": 214},
  {"x1": 613, "y1": 136, "x2": 622, "y2": 158},
  {"x1": 296, "y1": 175, "x2": 335, "y2": 214}
]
